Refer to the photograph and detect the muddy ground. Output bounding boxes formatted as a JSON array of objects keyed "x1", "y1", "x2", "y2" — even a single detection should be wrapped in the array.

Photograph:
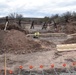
[{"x1": 0, "y1": 24, "x2": 76, "y2": 75}]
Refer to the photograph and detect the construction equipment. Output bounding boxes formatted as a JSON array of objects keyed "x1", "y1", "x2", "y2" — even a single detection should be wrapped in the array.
[{"x1": 33, "y1": 32, "x2": 40, "y2": 38}]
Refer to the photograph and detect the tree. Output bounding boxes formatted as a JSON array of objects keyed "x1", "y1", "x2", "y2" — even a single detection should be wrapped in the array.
[
  {"x1": 43, "y1": 16, "x2": 50, "y2": 22},
  {"x1": 72, "y1": 11, "x2": 76, "y2": 20},
  {"x1": 8, "y1": 13, "x2": 23, "y2": 20},
  {"x1": 62, "y1": 11, "x2": 72, "y2": 23},
  {"x1": 16, "y1": 13, "x2": 23, "y2": 20},
  {"x1": 8, "y1": 13, "x2": 23, "y2": 27},
  {"x1": 51, "y1": 14, "x2": 59, "y2": 20},
  {"x1": 8, "y1": 13, "x2": 16, "y2": 19}
]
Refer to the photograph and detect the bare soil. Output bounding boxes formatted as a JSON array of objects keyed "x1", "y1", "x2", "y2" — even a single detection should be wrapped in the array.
[{"x1": 0, "y1": 24, "x2": 76, "y2": 75}]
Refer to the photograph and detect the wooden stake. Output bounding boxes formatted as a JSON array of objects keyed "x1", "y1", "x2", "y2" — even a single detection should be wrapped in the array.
[
  {"x1": 4, "y1": 22, "x2": 8, "y2": 31},
  {"x1": 4, "y1": 53, "x2": 6, "y2": 75}
]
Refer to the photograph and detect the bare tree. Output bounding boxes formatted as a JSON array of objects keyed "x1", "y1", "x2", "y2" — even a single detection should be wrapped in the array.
[
  {"x1": 8, "y1": 13, "x2": 16, "y2": 19},
  {"x1": 8, "y1": 13, "x2": 23, "y2": 26},
  {"x1": 8, "y1": 13, "x2": 23, "y2": 20}
]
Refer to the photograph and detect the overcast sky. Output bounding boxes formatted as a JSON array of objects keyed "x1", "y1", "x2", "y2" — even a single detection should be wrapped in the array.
[{"x1": 0, "y1": 0, "x2": 76, "y2": 18}]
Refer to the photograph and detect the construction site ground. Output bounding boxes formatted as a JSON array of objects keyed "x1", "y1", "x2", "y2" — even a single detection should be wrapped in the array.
[{"x1": 0, "y1": 24, "x2": 76, "y2": 75}]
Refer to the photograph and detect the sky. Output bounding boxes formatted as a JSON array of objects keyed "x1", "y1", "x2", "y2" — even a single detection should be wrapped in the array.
[{"x1": 0, "y1": 0, "x2": 76, "y2": 18}]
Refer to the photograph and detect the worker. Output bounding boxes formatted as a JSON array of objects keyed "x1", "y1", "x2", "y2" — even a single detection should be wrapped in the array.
[
  {"x1": 30, "y1": 21, "x2": 34, "y2": 29},
  {"x1": 4, "y1": 16, "x2": 9, "y2": 30},
  {"x1": 42, "y1": 22, "x2": 47, "y2": 30},
  {"x1": 19, "y1": 19, "x2": 21, "y2": 27}
]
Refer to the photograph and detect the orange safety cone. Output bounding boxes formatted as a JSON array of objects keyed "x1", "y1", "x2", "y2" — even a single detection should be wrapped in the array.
[
  {"x1": 19, "y1": 65, "x2": 23, "y2": 69},
  {"x1": 29, "y1": 65, "x2": 33, "y2": 69},
  {"x1": 72, "y1": 62, "x2": 76, "y2": 66},
  {"x1": 63, "y1": 63, "x2": 66, "y2": 67},
  {"x1": 40, "y1": 65, "x2": 43, "y2": 69},
  {"x1": 51, "y1": 64, "x2": 58, "y2": 75},
  {"x1": 51, "y1": 64, "x2": 54, "y2": 68},
  {"x1": 9, "y1": 70, "x2": 13, "y2": 74},
  {"x1": 40, "y1": 65, "x2": 44, "y2": 75}
]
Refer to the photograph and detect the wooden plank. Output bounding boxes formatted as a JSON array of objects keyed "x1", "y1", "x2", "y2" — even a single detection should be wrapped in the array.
[
  {"x1": 60, "y1": 73, "x2": 76, "y2": 75},
  {"x1": 57, "y1": 43, "x2": 76, "y2": 51},
  {"x1": 26, "y1": 33, "x2": 67, "y2": 37}
]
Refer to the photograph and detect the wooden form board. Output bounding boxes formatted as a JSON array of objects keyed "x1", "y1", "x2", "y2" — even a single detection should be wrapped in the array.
[
  {"x1": 26, "y1": 33, "x2": 67, "y2": 37},
  {"x1": 57, "y1": 43, "x2": 76, "y2": 51}
]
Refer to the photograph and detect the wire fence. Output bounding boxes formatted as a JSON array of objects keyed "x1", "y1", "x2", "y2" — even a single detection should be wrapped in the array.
[{"x1": 0, "y1": 62, "x2": 76, "y2": 75}]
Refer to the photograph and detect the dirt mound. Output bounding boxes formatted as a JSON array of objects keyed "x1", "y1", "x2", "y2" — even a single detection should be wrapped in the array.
[
  {"x1": 62, "y1": 37, "x2": 76, "y2": 44},
  {"x1": 55, "y1": 21, "x2": 76, "y2": 34},
  {"x1": 0, "y1": 30, "x2": 44, "y2": 54},
  {"x1": 65, "y1": 24, "x2": 76, "y2": 34},
  {"x1": 0, "y1": 23, "x2": 29, "y2": 34}
]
